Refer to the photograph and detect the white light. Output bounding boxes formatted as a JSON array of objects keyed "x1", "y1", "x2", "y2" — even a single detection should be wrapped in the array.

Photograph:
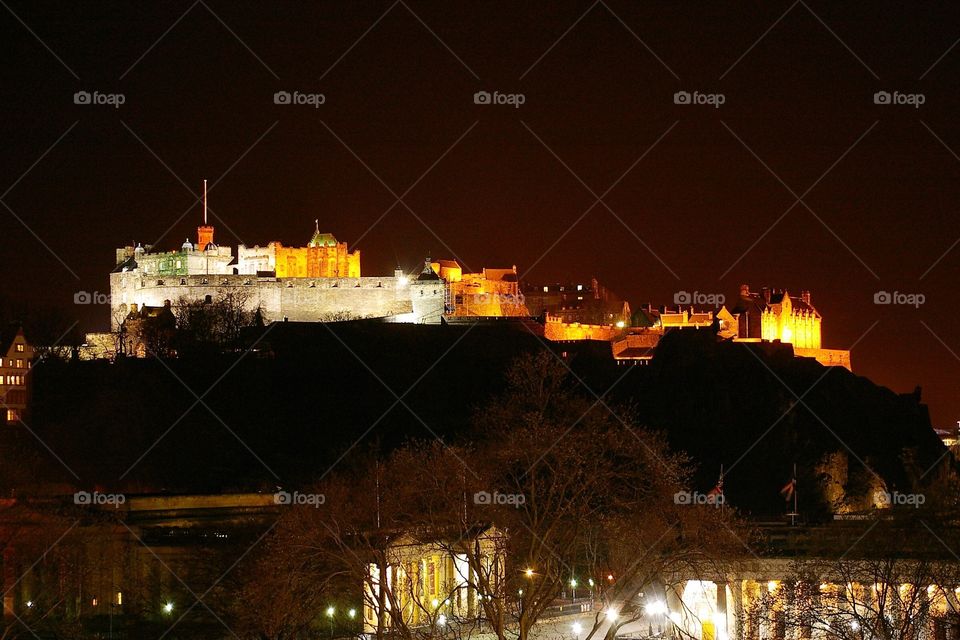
[
  {"x1": 438, "y1": 614, "x2": 447, "y2": 626},
  {"x1": 605, "y1": 608, "x2": 618, "y2": 622},
  {"x1": 572, "y1": 623, "x2": 583, "y2": 635},
  {"x1": 645, "y1": 601, "x2": 667, "y2": 616},
  {"x1": 851, "y1": 621, "x2": 860, "y2": 631},
  {"x1": 326, "y1": 606, "x2": 335, "y2": 617},
  {"x1": 25, "y1": 601, "x2": 32, "y2": 608},
  {"x1": 398, "y1": 276, "x2": 409, "y2": 286},
  {"x1": 616, "y1": 321, "x2": 625, "y2": 329},
  {"x1": 348, "y1": 608, "x2": 356, "y2": 619},
  {"x1": 163, "y1": 602, "x2": 174, "y2": 614},
  {"x1": 431, "y1": 598, "x2": 439, "y2": 608},
  {"x1": 569, "y1": 579, "x2": 577, "y2": 588}
]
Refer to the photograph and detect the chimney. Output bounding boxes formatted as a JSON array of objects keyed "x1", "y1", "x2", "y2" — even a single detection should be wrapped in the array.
[
  {"x1": 761, "y1": 287, "x2": 771, "y2": 304},
  {"x1": 739, "y1": 284, "x2": 750, "y2": 298},
  {"x1": 800, "y1": 290, "x2": 811, "y2": 305}
]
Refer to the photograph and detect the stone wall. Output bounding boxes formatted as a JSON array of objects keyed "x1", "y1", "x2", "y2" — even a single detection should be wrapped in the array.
[{"x1": 110, "y1": 272, "x2": 445, "y2": 329}]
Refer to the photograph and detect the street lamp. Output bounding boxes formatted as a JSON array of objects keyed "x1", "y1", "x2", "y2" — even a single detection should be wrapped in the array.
[
  {"x1": 569, "y1": 578, "x2": 578, "y2": 600},
  {"x1": 162, "y1": 602, "x2": 174, "y2": 615},
  {"x1": 572, "y1": 622, "x2": 583, "y2": 636},
  {"x1": 326, "y1": 606, "x2": 335, "y2": 638},
  {"x1": 525, "y1": 567, "x2": 534, "y2": 578}
]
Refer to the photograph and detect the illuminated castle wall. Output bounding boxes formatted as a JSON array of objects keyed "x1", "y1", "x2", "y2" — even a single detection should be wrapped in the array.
[
  {"x1": 110, "y1": 223, "x2": 443, "y2": 329},
  {"x1": 431, "y1": 260, "x2": 528, "y2": 317}
]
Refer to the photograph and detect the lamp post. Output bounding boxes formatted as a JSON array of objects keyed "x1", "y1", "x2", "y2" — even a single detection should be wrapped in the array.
[
  {"x1": 326, "y1": 606, "x2": 335, "y2": 638},
  {"x1": 570, "y1": 578, "x2": 578, "y2": 601}
]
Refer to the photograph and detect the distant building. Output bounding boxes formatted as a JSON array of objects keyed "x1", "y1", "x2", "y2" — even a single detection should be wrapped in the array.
[
  {"x1": 0, "y1": 326, "x2": 33, "y2": 425},
  {"x1": 236, "y1": 221, "x2": 361, "y2": 278},
  {"x1": 110, "y1": 212, "x2": 444, "y2": 329},
  {"x1": 363, "y1": 526, "x2": 504, "y2": 632},
  {"x1": 522, "y1": 278, "x2": 630, "y2": 326},
  {"x1": 730, "y1": 285, "x2": 850, "y2": 370},
  {"x1": 431, "y1": 260, "x2": 527, "y2": 317},
  {"x1": 121, "y1": 301, "x2": 177, "y2": 358}
]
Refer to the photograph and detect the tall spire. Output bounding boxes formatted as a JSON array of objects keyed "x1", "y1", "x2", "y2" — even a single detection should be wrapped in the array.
[{"x1": 203, "y1": 178, "x2": 208, "y2": 225}]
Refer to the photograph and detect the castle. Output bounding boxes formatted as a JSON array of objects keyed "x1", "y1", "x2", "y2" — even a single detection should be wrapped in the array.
[{"x1": 109, "y1": 212, "x2": 529, "y2": 330}]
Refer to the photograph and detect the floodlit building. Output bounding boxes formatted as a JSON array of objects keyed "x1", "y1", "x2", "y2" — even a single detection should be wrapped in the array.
[{"x1": 363, "y1": 527, "x2": 504, "y2": 632}]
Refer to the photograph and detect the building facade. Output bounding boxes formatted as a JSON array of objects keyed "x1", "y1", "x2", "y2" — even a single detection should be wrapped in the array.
[{"x1": 0, "y1": 326, "x2": 32, "y2": 425}]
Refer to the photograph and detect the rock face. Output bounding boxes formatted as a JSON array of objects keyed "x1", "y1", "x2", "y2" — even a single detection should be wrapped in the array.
[
  {"x1": 14, "y1": 323, "x2": 948, "y2": 518},
  {"x1": 625, "y1": 329, "x2": 948, "y2": 519}
]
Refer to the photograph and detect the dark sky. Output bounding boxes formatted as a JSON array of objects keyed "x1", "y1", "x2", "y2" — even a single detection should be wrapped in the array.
[{"x1": 2, "y1": 1, "x2": 959, "y2": 425}]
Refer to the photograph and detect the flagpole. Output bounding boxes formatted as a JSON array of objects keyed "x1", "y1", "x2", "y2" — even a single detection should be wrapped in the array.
[{"x1": 793, "y1": 462, "x2": 798, "y2": 523}]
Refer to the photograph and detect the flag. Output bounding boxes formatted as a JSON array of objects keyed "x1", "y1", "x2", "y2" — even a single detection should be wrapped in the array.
[
  {"x1": 780, "y1": 477, "x2": 796, "y2": 501},
  {"x1": 707, "y1": 468, "x2": 724, "y2": 505}
]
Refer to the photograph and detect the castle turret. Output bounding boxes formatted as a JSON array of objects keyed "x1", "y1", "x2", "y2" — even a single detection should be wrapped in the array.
[{"x1": 197, "y1": 225, "x2": 214, "y2": 251}]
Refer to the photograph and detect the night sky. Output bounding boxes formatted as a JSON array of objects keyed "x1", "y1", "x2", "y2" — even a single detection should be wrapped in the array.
[{"x1": 2, "y1": 2, "x2": 959, "y2": 425}]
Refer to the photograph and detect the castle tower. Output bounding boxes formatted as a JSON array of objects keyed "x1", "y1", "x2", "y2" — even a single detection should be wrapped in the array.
[{"x1": 197, "y1": 179, "x2": 214, "y2": 250}]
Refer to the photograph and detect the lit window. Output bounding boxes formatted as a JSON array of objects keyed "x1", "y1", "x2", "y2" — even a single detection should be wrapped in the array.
[
  {"x1": 15, "y1": 344, "x2": 23, "y2": 352},
  {"x1": 15, "y1": 360, "x2": 22, "y2": 369},
  {"x1": 116, "y1": 591, "x2": 122, "y2": 605},
  {"x1": 6, "y1": 409, "x2": 18, "y2": 422},
  {"x1": 577, "y1": 284, "x2": 583, "y2": 291},
  {"x1": 543, "y1": 286, "x2": 548, "y2": 292}
]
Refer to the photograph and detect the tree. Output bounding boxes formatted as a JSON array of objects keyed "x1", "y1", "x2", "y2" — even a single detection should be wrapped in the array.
[{"x1": 242, "y1": 351, "x2": 747, "y2": 640}]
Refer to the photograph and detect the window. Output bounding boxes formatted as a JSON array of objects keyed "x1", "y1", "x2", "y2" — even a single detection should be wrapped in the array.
[
  {"x1": 577, "y1": 284, "x2": 583, "y2": 291},
  {"x1": 15, "y1": 360, "x2": 22, "y2": 369},
  {"x1": 6, "y1": 409, "x2": 19, "y2": 422},
  {"x1": 543, "y1": 286, "x2": 548, "y2": 292},
  {"x1": 15, "y1": 344, "x2": 23, "y2": 352}
]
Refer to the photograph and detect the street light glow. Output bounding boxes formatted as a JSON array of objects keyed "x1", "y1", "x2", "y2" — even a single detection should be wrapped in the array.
[
  {"x1": 163, "y1": 602, "x2": 174, "y2": 614},
  {"x1": 525, "y1": 568, "x2": 534, "y2": 577},
  {"x1": 645, "y1": 601, "x2": 667, "y2": 616},
  {"x1": 606, "y1": 608, "x2": 618, "y2": 622},
  {"x1": 348, "y1": 608, "x2": 356, "y2": 619},
  {"x1": 326, "y1": 606, "x2": 335, "y2": 617},
  {"x1": 569, "y1": 578, "x2": 577, "y2": 588},
  {"x1": 572, "y1": 622, "x2": 583, "y2": 635}
]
